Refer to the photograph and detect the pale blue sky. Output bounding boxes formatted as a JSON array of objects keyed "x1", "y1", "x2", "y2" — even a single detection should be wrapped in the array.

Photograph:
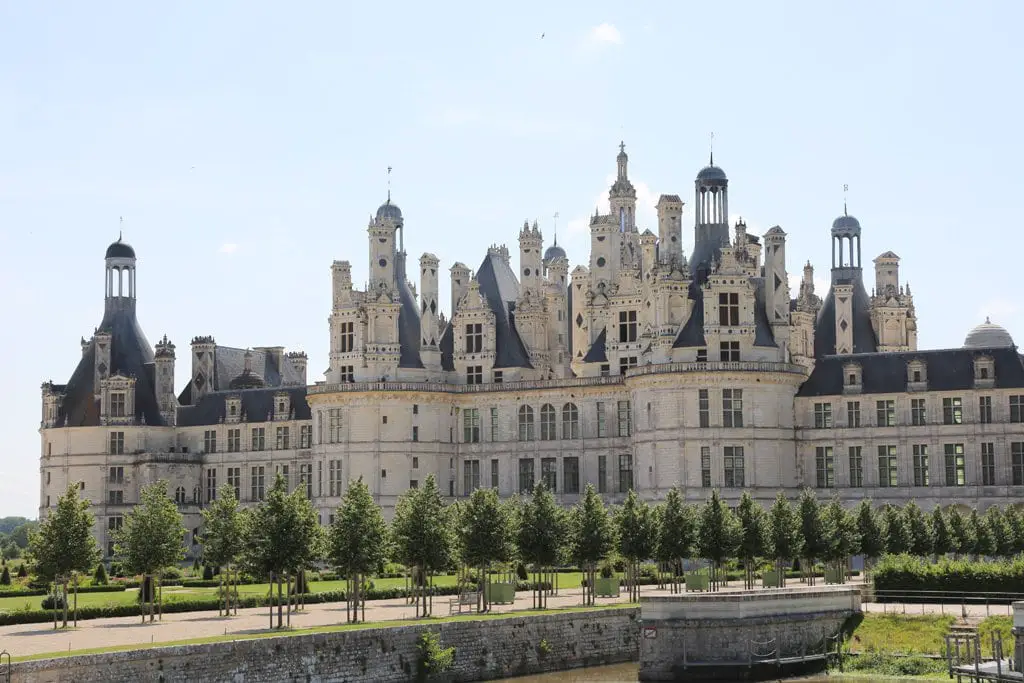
[{"x1": 2, "y1": 1, "x2": 1021, "y2": 517}]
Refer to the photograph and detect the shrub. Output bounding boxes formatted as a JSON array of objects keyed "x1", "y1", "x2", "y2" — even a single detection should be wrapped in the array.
[
  {"x1": 93, "y1": 563, "x2": 108, "y2": 586},
  {"x1": 319, "y1": 570, "x2": 338, "y2": 582},
  {"x1": 516, "y1": 562, "x2": 528, "y2": 581},
  {"x1": 41, "y1": 593, "x2": 66, "y2": 610},
  {"x1": 192, "y1": 558, "x2": 201, "y2": 574},
  {"x1": 202, "y1": 565, "x2": 214, "y2": 581},
  {"x1": 16, "y1": 565, "x2": 27, "y2": 578},
  {"x1": 599, "y1": 564, "x2": 614, "y2": 579},
  {"x1": 873, "y1": 555, "x2": 1024, "y2": 602},
  {"x1": 416, "y1": 630, "x2": 455, "y2": 682},
  {"x1": 0, "y1": 566, "x2": 9, "y2": 586},
  {"x1": 160, "y1": 566, "x2": 184, "y2": 581}
]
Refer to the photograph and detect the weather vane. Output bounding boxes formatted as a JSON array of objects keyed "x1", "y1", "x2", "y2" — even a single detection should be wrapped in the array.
[
  {"x1": 843, "y1": 184, "x2": 849, "y2": 216},
  {"x1": 710, "y1": 131, "x2": 715, "y2": 165},
  {"x1": 119, "y1": 216, "x2": 123, "y2": 241},
  {"x1": 553, "y1": 211, "x2": 559, "y2": 245},
  {"x1": 387, "y1": 166, "x2": 393, "y2": 201}
]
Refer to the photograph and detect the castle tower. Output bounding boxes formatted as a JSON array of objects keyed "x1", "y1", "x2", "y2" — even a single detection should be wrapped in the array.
[
  {"x1": 450, "y1": 262, "x2": 471, "y2": 316},
  {"x1": 833, "y1": 283, "x2": 855, "y2": 355},
  {"x1": 870, "y1": 251, "x2": 917, "y2": 352},
  {"x1": 190, "y1": 336, "x2": 216, "y2": 402},
  {"x1": 286, "y1": 351, "x2": 308, "y2": 385},
  {"x1": 154, "y1": 335, "x2": 176, "y2": 425},
  {"x1": 609, "y1": 142, "x2": 637, "y2": 233},
  {"x1": 763, "y1": 226, "x2": 791, "y2": 325},
  {"x1": 691, "y1": 157, "x2": 730, "y2": 273},
  {"x1": 104, "y1": 236, "x2": 137, "y2": 315},
  {"x1": 589, "y1": 211, "x2": 620, "y2": 286},
  {"x1": 420, "y1": 252, "x2": 442, "y2": 372},
  {"x1": 331, "y1": 260, "x2": 353, "y2": 309},
  {"x1": 639, "y1": 229, "x2": 657, "y2": 280},
  {"x1": 368, "y1": 199, "x2": 401, "y2": 293},
  {"x1": 519, "y1": 221, "x2": 543, "y2": 293},
  {"x1": 656, "y1": 194, "x2": 684, "y2": 266},
  {"x1": 874, "y1": 251, "x2": 900, "y2": 295},
  {"x1": 790, "y1": 261, "x2": 820, "y2": 367}
]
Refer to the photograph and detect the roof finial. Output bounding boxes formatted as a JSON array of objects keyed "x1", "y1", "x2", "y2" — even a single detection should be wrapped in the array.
[
  {"x1": 553, "y1": 211, "x2": 559, "y2": 246},
  {"x1": 843, "y1": 184, "x2": 849, "y2": 216},
  {"x1": 986, "y1": 316, "x2": 991, "y2": 324},
  {"x1": 709, "y1": 131, "x2": 714, "y2": 166},
  {"x1": 386, "y1": 166, "x2": 392, "y2": 202},
  {"x1": 619, "y1": 140, "x2": 625, "y2": 155},
  {"x1": 119, "y1": 216, "x2": 123, "y2": 241}
]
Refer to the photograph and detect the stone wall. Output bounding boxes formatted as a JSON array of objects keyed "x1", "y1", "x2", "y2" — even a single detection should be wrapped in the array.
[{"x1": 10, "y1": 608, "x2": 639, "y2": 683}]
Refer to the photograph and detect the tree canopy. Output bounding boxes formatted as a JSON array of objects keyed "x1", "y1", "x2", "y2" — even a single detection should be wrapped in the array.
[
  {"x1": 200, "y1": 483, "x2": 245, "y2": 570},
  {"x1": 28, "y1": 485, "x2": 99, "y2": 583},
  {"x1": 457, "y1": 487, "x2": 515, "y2": 571},
  {"x1": 114, "y1": 480, "x2": 185, "y2": 577},
  {"x1": 329, "y1": 478, "x2": 390, "y2": 578},
  {"x1": 241, "y1": 474, "x2": 319, "y2": 579},
  {"x1": 391, "y1": 474, "x2": 453, "y2": 575}
]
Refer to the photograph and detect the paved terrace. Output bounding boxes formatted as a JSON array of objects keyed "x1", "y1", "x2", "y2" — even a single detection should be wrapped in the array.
[{"x1": 0, "y1": 577, "x2": 1006, "y2": 659}]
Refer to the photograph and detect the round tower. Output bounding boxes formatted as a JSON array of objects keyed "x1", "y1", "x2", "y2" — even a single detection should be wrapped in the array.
[{"x1": 104, "y1": 236, "x2": 137, "y2": 314}]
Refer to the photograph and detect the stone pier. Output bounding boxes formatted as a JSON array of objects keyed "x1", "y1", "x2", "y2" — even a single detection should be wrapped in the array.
[{"x1": 638, "y1": 585, "x2": 862, "y2": 682}]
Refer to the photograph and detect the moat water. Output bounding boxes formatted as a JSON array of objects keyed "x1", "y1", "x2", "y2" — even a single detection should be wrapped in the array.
[{"x1": 505, "y1": 663, "x2": 902, "y2": 681}]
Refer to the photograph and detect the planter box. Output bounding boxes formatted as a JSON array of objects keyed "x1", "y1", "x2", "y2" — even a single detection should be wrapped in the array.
[
  {"x1": 762, "y1": 570, "x2": 783, "y2": 588},
  {"x1": 824, "y1": 568, "x2": 845, "y2": 585},
  {"x1": 484, "y1": 582, "x2": 516, "y2": 604},
  {"x1": 686, "y1": 574, "x2": 709, "y2": 592},
  {"x1": 595, "y1": 577, "x2": 620, "y2": 598}
]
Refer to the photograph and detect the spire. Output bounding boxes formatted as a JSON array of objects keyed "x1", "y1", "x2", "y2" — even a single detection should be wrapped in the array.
[
  {"x1": 843, "y1": 183, "x2": 849, "y2": 216},
  {"x1": 119, "y1": 216, "x2": 123, "y2": 241},
  {"x1": 616, "y1": 141, "x2": 628, "y2": 181},
  {"x1": 709, "y1": 131, "x2": 714, "y2": 166},
  {"x1": 386, "y1": 166, "x2": 392, "y2": 202},
  {"x1": 553, "y1": 211, "x2": 559, "y2": 246}
]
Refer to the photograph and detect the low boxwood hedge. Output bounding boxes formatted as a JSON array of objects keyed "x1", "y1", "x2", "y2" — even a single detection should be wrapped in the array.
[{"x1": 873, "y1": 554, "x2": 1024, "y2": 603}]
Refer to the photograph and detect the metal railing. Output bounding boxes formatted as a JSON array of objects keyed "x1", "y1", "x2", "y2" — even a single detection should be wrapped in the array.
[
  {"x1": 870, "y1": 588, "x2": 1024, "y2": 617},
  {"x1": 1, "y1": 650, "x2": 10, "y2": 683}
]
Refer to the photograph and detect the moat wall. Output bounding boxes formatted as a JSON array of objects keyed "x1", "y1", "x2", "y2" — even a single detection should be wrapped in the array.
[{"x1": 9, "y1": 608, "x2": 639, "y2": 683}]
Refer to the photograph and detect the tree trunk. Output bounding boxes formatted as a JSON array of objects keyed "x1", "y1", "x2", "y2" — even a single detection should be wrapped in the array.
[
  {"x1": 61, "y1": 579, "x2": 68, "y2": 628},
  {"x1": 73, "y1": 576, "x2": 78, "y2": 628},
  {"x1": 269, "y1": 572, "x2": 275, "y2": 629},
  {"x1": 276, "y1": 576, "x2": 283, "y2": 628}
]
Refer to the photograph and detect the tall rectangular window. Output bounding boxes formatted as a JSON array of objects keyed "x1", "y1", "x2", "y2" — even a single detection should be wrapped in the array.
[
  {"x1": 518, "y1": 459, "x2": 535, "y2": 494},
  {"x1": 563, "y1": 457, "x2": 580, "y2": 494},
  {"x1": 205, "y1": 468, "x2": 217, "y2": 503},
  {"x1": 541, "y1": 457, "x2": 557, "y2": 492},
  {"x1": 110, "y1": 392, "x2": 126, "y2": 417},
  {"x1": 227, "y1": 467, "x2": 241, "y2": 499},
  {"x1": 849, "y1": 446, "x2": 863, "y2": 487},
  {"x1": 877, "y1": 445, "x2": 898, "y2": 487},
  {"x1": 912, "y1": 445, "x2": 929, "y2": 487},
  {"x1": 108, "y1": 466, "x2": 124, "y2": 483},
  {"x1": 979, "y1": 396, "x2": 993, "y2": 424},
  {"x1": 718, "y1": 292, "x2": 739, "y2": 326},
  {"x1": 1011, "y1": 395, "x2": 1024, "y2": 423},
  {"x1": 109, "y1": 431, "x2": 125, "y2": 455},
  {"x1": 719, "y1": 341, "x2": 740, "y2": 362},
  {"x1": 1012, "y1": 443, "x2": 1024, "y2": 486},
  {"x1": 251, "y1": 466, "x2": 265, "y2": 501},
  {"x1": 815, "y1": 446, "x2": 834, "y2": 488},
  {"x1": 227, "y1": 428, "x2": 240, "y2": 453},
  {"x1": 202, "y1": 429, "x2": 217, "y2": 453},
  {"x1": 277, "y1": 464, "x2": 289, "y2": 490},
  {"x1": 276, "y1": 426, "x2": 290, "y2": 450},
  {"x1": 317, "y1": 461, "x2": 322, "y2": 497},
  {"x1": 412, "y1": 425, "x2": 419, "y2": 442},
  {"x1": 298, "y1": 463, "x2": 312, "y2": 498},
  {"x1": 942, "y1": 397, "x2": 963, "y2": 425},
  {"x1": 463, "y1": 408, "x2": 480, "y2": 443},
  {"x1": 617, "y1": 400, "x2": 632, "y2": 437},
  {"x1": 699, "y1": 390, "x2": 710, "y2": 428},
  {"x1": 847, "y1": 401, "x2": 861, "y2": 428},
  {"x1": 876, "y1": 400, "x2": 896, "y2": 427},
  {"x1": 463, "y1": 459, "x2": 481, "y2": 493},
  {"x1": 466, "y1": 365, "x2": 483, "y2": 385},
  {"x1": 251, "y1": 427, "x2": 265, "y2": 451},
  {"x1": 299, "y1": 425, "x2": 312, "y2": 448},
  {"x1": 339, "y1": 365, "x2": 355, "y2": 382},
  {"x1": 491, "y1": 459, "x2": 499, "y2": 489},
  {"x1": 328, "y1": 460, "x2": 342, "y2": 496},
  {"x1": 598, "y1": 455, "x2": 607, "y2": 493},
  {"x1": 619, "y1": 356, "x2": 637, "y2": 375},
  {"x1": 490, "y1": 407, "x2": 499, "y2": 441},
  {"x1": 327, "y1": 408, "x2": 342, "y2": 443},
  {"x1": 814, "y1": 403, "x2": 833, "y2": 429},
  {"x1": 911, "y1": 399, "x2": 926, "y2": 426},
  {"x1": 944, "y1": 444, "x2": 966, "y2": 486},
  {"x1": 722, "y1": 389, "x2": 743, "y2": 428},
  {"x1": 618, "y1": 310, "x2": 637, "y2": 343},
  {"x1": 723, "y1": 446, "x2": 744, "y2": 487},
  {"x1": 465, "y1": 323, "x2": 483, "y2": 353},
  {"x1": 339, "y1": 321, "x2": 355, "y2": 352},
  {"x1": 618, "y1": 454, "x2": 634, "y2": 493},
  {"x1": 108, "y1": 490, "x2": 124, "y2": 505},
  {"x1": 981, "y1": 443, "x2": 996, "y2": 486},
  {"x1": 596, "y1": 402, "x2": 607, "y2": 437},
  {"x1": 701, "y1": 446, "x2": 712, "y2": 488}
]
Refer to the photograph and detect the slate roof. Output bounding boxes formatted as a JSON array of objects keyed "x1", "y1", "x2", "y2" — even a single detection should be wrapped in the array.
[
  {"x1": 672, "y1": 276, "x2": 777, "y2": 349},
  {"x1": 582, "y1": 328, "x2": 608, "y2": 363},
  {"x1": 797, "y1": 347, "x2": 1024, "y2": 397},
  {"x1": 177, "y1": 346, "x2": 305, "y2": 403},
  {"x1": 177, "y1": 386, "x2": 312, "y2": 427},
  {"x1": 813, "y1": 275, "x2": 878, "y2": 357},
  {"x1": 55, "y1": 302, "x2": 163, "y2": 427},
  {"x1": 395, "y1": 251, "x2": 424, "y2": 369}
]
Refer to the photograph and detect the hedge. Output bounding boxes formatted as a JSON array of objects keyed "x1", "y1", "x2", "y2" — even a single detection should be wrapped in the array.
[
  {"x1": 0, "y1": 585, "x2": 128, "y2": 598},
  {"x1": 873, "y1": 555, "x2": 1024, "y2": 603}
]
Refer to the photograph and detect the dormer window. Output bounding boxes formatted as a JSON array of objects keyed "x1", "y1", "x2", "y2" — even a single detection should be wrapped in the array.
[
  {"x1": 907, "y1": 360, "x2": 927, "y2": 390},
  {"x1": 274, "y1": 392, "x2": 291, "y2": 421},
  {"x1": 226, "y1": 397, "x2": 242, "y2": 423},
  {"x1": 974, "y1": 355, "x2": 995, "y2": 387},
  {"x1": 110, "y1": 392, "x2": 126, "y2": 418},
  {"x1": 843, "y1": 363, "x2": 862, "y2": 394},
  {"x1": 718, "y1": 293, "x2": 740, "y2": 327}
]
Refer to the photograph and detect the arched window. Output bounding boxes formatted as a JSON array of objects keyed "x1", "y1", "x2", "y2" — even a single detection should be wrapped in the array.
[
  {"x1": 562, "y1": 403, "x2": 579, "y2": 440},
  {"x1": 518, "y1": 405, "x2": 535, "y2": 442},
  {"x1": 540, "y1": 404, "x2": 556, "y2": 440},
  {"x1": 174, "y1": 486, "x2": 186, "y2": 505}
]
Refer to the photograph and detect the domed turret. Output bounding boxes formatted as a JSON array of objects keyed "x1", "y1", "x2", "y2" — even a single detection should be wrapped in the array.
[
  {"x1": 376, "y1": 200, "x2": 402, "y2": 223},
  {"x1": 696, "y1": 165, "x2": 728, "y2": 182},
  {"x1": 964, "y1": 318, "x2": 1016, "y2": 349},
  {"x1": 105, "y1": 238, "x2": 136, "y2": 259},
  {"x1": 832, "y1": 215, "x2": 861, "y2": 231},
  {"x1": 229, "y1": 349, "x2": 266, "y2": 389}
]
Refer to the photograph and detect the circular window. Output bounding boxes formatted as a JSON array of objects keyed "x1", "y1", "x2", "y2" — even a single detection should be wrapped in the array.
[
  {"x1": 379, "y1": 258, "x2": 387, "y2": 267},
  {"x1": 671, "y1": 235, "x2": 677, "y2": 242},
  {"x1": 524, "y1": 268, "x2": 531, "y2": 276},
  {"x1": 596, "y1": 257, "x2": 606, "y2": 267}
]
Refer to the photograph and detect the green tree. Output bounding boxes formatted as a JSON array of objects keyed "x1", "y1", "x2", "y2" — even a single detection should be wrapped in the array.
[
  {"x1": 615, "y1": 489, "x2": 655, "y2": 601},
  {"x1": 767, "y1": 492, "x2": 802, "y2": 587},
  {"x1": 855, "y1": 500, "x2": 884, "y2": 574},
  {"x1": 114, "y1": 480, "x2": 185, "y2": 622},
  {"x1": 797, "y1": 488, "x2": 826, "y2": 584},
  {"x1": 969, "y1": 509, "x2": 994, "y2": 559},
  {"x1": 821, "y1": 498, "x2": 858, "y2": 583},
  {"x1": 569, "y1": 484, "x2": 616, "y2": 606},
  {"x1": 241, "y1": 474, "x2": 320, "y2": 628},
  {"x1": 0, "y1": 566, "x2": 10, "y2": 585},
  {"x1": 1004, "y1": 506, "x2": 1024, "y2": 556},
  {"x1": 9, "y1": 522, "x2": 37, "y2": 549},
  {"x1": 655, "y1": 487, "x2": 696, "y2": 594},
  {"x1": 391, "y1": 474, "x2": 453, "y2": 617},
  {"x1": 696, "y1": 489, "x2": 740, "y2": 591},
  {"x1": 28, "y1": 484, "x2": 100, "y2": 628},
  {"x1": 736, "y1": 492, "x2": 767, "y2": 589},
  {"x1": 985, "y1": 506, "x2": 1014, "y2": 559},
  {"x1": 329, "y1": 478, "x2": 389, "y2": 622},
  {"x1": 903, "y1": 501, "x2": 933, "y2": 557},
  {"x1": 930, "y1": 506, "x2": 952, "y2": 559},
  {"x1": 200, "y1": 483, "x2": 245, "y2": 616},
  {"x1": 947, "y1": 507, "x2": 974, "y2": 559},
  {"x1": 882, "y1": 504, "x2": 911, "y2": 556},
  {"x1": 456, "y1": 487, "x2": 514, "y2": 612},
  {"x1": 92, "y1": 562, "x2": 108, "y2": 586},
  {"x1": 516, "y1": 481, "x2": 565, "y2": 609}
]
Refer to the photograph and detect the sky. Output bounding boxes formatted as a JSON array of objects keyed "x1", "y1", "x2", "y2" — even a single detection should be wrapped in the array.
[{"x1": 1, "y1": 1, "x2": 1022, "y2": 517}]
